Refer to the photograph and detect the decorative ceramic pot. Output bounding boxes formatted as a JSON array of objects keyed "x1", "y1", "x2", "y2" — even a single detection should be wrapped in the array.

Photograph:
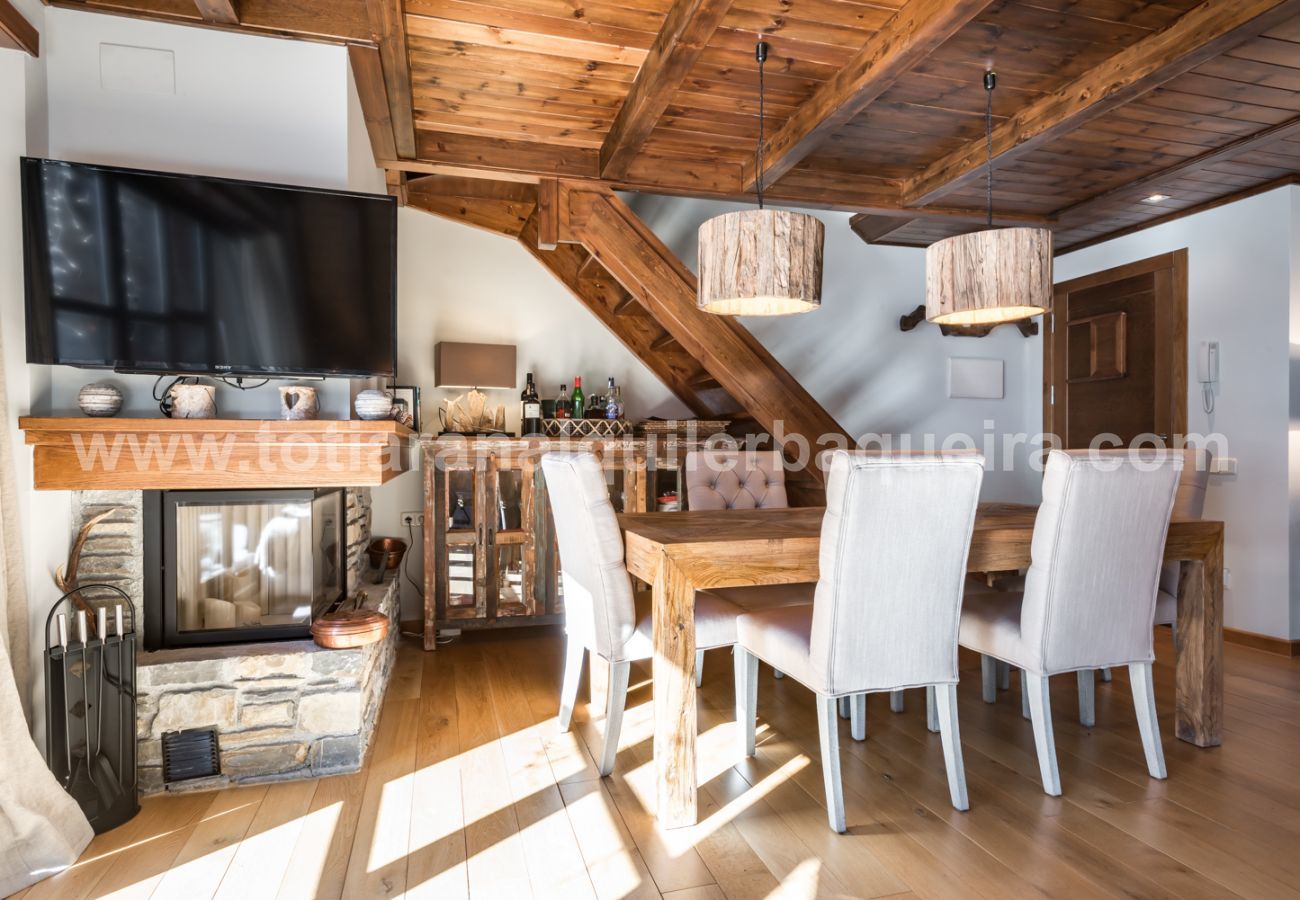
[
  {"x1": 168, "y1": 384, "x2": 218, "y2": 419},
  {"x1": 279, "y1": 386, "x2": 319, "y2": 420},
  {"x1": 78, "y1": 382, "x2": 123, "y2": 417},
  {"x1": 354, "y1": 389, "x2": 393, "y2": 421}
]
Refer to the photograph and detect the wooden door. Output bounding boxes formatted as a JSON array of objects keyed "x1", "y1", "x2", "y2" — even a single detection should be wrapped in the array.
[{"x1": 1045, "y1": 251, "x2": 1188, "y2": 448}]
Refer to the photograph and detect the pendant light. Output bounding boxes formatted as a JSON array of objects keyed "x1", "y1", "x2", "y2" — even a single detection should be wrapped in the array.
[
  {"x1": 925, "y1": 72, "x2": 1052, "y2": 327},
  {"x1": 698, "y1": 40, "x2": 824, "y2": 316}
]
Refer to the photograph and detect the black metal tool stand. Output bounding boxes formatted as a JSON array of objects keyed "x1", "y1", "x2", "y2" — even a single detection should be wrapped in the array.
[{"x1": 44, "y1": 584, "x2": 140, "y2": 834}]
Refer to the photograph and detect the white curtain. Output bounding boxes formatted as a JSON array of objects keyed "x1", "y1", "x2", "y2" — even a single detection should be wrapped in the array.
[{"x1": 0, "y1": 342, "x2": 93, "y2": 893}]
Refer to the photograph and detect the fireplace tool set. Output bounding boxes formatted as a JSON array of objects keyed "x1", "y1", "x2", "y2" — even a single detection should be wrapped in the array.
[{"x1": 44, "y1": 583, "x2": 139, "y2": 833}]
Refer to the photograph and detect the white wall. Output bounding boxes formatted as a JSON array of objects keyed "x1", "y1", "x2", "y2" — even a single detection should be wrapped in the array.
[
  {"x1": 1056, "y1": 186, "x2": 1297, "y2": 640},
  {"x1": 33, "y1": 7, "x2": 361, "y2": 420},
  {"x1": 628, "y1": 194, "x2": 1044, "y2": 504},
  {"x1": 368, "y1": 209, "x2": 693, "y2": 619}
]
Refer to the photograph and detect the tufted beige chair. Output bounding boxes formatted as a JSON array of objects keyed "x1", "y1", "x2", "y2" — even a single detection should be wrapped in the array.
[{"x1": 684, "y1": 450, "x2": 817, "y2": 687}]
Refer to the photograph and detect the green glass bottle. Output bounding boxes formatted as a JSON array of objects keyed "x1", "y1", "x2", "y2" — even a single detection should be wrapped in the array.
[{"x1": 572, "y1": 376, "x2": 585, "y2": 420}]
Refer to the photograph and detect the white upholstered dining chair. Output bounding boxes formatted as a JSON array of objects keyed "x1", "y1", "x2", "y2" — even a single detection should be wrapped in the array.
[
  {"x1": 684, "y1": 449, "x2": 815, "y2": 686},
  {"x1": 541, "y1": 451, "x2": 745, "y2": 777},
  {"x1": 959, "y1": 449, "x2": 1182, "y2": 796},
  {"x1": 734, "y1": 450, "x2": 986, "y2": 832},
  {"x1": 977, "y1": 447, "x2": 1210, "y2": 724}
]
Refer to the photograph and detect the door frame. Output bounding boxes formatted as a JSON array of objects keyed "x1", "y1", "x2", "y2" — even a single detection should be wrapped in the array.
[{"x1": 1045, "y1": 249, "x2": 1189, "y2": 448}]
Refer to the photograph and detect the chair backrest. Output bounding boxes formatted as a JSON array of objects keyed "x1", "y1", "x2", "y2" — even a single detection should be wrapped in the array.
[
  {"x1": 809, "y1": 450, "x2": 985, "y2": 695},
  {"x1": 1158, "y1": 448, "x2": 1211, "y2": 597},
  {"x1": 684, "y1": 449, "x2": 788, "y2": 510},
  {"x1": 540, "y1": 451, "x2": 637, "y2": 660},
  {"x1": 1019, "y1": 449, "x2": 1182, "y2": 672}
]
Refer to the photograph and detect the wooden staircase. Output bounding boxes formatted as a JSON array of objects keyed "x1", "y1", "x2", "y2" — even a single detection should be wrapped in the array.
[{"x1": 403, "y1": 175, "x2": 850, "y2": 499}]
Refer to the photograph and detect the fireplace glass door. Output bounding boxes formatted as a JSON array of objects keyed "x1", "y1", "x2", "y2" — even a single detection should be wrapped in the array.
[{"x1": 146, "y1": 489, "x2": 345, "y2": 649}]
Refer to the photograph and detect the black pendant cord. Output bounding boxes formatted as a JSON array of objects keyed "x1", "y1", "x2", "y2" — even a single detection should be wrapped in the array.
[
  {"x1": 984, "y1": 70, "x2": 996, "y2": 228},
  {"x1": 756, "y1": 39, "x2": 769, "y2": 211}
]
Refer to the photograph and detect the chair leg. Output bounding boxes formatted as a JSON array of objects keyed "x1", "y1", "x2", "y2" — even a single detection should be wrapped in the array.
[
  {"x1": 981, "y1": 655, "x2": 998, "y2": 703},
  {"x1": 933, "y1": 683, "x2": 969, "y2": 811},
  {"x1": 838, "y1": 696, "x2": 850, "y2": 719},
  {"x1": 925, "y1": 685, "x2": 939, "y2": 733},
  {"x1": 997, "y1": 660, "x2": 1011, "y2": 691},
  {"x1": 1077, "y1": 669, "x2": 1096, "y2": 727},
  {"x1": 890, "y1": 689, "x2": 905, "y2": 713},
  {"x1": 558, "y1": 637, "x2": 585, "y2": 731},
  {"x1": 1129, "y1": 662, "x2": 1167, "y2": 780},
  {"x1": 815, "y1": 694, "x2": 846, "y2": 833},
  {"x1": 734, "y1": 648, "x2": 758, "y2": 758},
  {"x1": 850, "y1": 694, "x2": 866, "y2": 741},
  {"x1": 696, "y1": 648, "x2": 705, "y2": 688},
  {"x1": 1024, "y1": 671, "x2": 1061, "y2": 796},
  {"x1": 1100, "y1": 666, "x2": 1112, "y2": 683},
  {"x1": 1020, "y1": 670, "x2": 1030, "y2": 720},
  {"x1": 598, "y1": 661, "x2": 631, "y2": 777}
]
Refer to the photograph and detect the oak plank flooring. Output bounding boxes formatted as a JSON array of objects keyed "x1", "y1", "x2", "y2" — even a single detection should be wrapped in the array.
[{"x1": 23, "y1": 627, "x2": 1300, "y2": 899}]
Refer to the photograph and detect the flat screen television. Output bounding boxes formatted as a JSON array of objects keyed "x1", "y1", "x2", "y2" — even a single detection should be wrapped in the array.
[{"x1": 21, "y1": 158, "x2": 397, "y2": 378}]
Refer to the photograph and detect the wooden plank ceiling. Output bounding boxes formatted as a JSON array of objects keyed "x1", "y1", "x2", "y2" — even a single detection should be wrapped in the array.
[{"x1": 49, "y1": 0, "x2": 1300, "y2": 252}]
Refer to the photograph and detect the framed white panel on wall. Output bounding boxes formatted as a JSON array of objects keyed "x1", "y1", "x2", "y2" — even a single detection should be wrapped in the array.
[{"x1": 948, "y1": 357, "x2": 1004, "y2": 400}]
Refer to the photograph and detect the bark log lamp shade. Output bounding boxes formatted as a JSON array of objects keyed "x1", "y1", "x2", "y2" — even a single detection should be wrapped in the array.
[
  {"x1": 925, "y1": 73, "x2": 1052, "y2": 327},
  {"x1": 697, "y1": 41, "x2": 824, "y2": 317},
  {"x1": 433, "y1": 342, "x2": 517, "y2": 389}
]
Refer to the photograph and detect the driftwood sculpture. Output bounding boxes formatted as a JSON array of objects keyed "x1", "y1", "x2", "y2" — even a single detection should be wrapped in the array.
[{"x1": 54, "y1": 507, "x2": 122, "y2": 637}]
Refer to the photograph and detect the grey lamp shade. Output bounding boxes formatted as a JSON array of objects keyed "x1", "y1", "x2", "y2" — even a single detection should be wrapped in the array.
[{"x1": 434, "y1": 342, "x2": 517, "y2": 389}]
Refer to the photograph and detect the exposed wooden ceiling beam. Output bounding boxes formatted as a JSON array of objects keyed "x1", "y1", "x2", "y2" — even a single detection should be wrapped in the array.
[
  {"x1": 849, "y1": 215, "x2": 916, "y2": 245},
  {"x1": 348, "y1": 44, "x2": 399, "y2": 164},
  {"x1": 363, "y1": 0, "x2": 417, "y2": 160},
  {"x1": 401, "y1": 131, "x2": 1059, "y2": 223},
  {"x1": 598, "y1": 0, "x2": 733, "y2": 180},
  {"x1": 743, "y1": 0, "x2": 993, "y2": 191},
  {"x1": 904, "y1": 0, "x2": 1300, "y2": 207},
  {"x1": 0, "y1": 0, "x2": 38, "y2": 56},
  {"x1": 193, "y1": 0, "x2": 239, "y2": 25},
  {"x1": 405, "y1": 173, "x2": 539, "y2": 204},
  {"x1": 385, "y1": 170, "x2": 407, "y2": 206},
  {"x1": 1055, "y1": 113, "x2": 1300, "y2": 222}
]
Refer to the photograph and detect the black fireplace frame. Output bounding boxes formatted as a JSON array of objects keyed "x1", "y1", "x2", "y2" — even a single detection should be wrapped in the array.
[{"x1": 143, "y1": 488, "x2": 346, "y2": 651}]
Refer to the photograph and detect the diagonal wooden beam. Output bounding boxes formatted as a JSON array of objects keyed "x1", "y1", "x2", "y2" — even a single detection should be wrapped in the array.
[
  {"x1": 599, "y1": 0, "x2": 733, "y2": 180},
  {"x1": 743, "y1": 0, "x2": 993, "y2": 190},
  {"x1": 0, "y1": 0, "x2": 38, "y2": 56},
  {"x1": 363, "y1": 0, "x2": 417, "y2": 160},
  {"x1": 193, "y1": 0, "x2": 238, "y2": 25},
  {"x1": 1055, "y1": 113, "x2": 1300, "y2": 222},
  {"x1": 849, "y1": 214, "x2": 916, "y2": 245},
  {"x1": 904, "y1": 0, "x2": 1300, "y2": 207}
]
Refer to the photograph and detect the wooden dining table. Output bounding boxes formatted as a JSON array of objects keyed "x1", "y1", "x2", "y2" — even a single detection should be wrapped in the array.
[{"x1": 618, "y1": 502, "x2": 1225, "y2": 829}]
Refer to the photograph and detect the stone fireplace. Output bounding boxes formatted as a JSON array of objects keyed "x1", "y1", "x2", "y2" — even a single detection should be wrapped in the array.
[
  {"x1": 71, "y1": 487, "x2": 400, "y2": 793},
  {"x1": 141, "y1": 488, "x2": 348, "y2": 650}
]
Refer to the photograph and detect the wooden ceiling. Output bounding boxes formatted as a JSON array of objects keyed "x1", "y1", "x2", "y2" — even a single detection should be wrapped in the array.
[{"x1": 47, "y1": 0, "x2": 1300, "y2": 252}]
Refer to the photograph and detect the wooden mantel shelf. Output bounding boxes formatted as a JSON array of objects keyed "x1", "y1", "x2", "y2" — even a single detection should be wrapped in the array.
[{"x1": 19, "y1": 417, "x2": 415, "y2": 490}]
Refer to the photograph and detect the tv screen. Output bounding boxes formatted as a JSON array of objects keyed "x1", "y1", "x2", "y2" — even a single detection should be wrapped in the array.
[{"x1": 21, "y1": 158, "x2": 397, "y2": 378}]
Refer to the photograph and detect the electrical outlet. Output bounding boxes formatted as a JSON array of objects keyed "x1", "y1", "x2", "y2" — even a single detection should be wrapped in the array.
[{"x1": 400, "y1": 512, "x2": 424, "y2": 527}]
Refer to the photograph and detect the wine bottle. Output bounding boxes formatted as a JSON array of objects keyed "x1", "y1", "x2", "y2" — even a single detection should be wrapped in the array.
[
  {"x1": 520, "y1": 372, "x2": 543, "y2": 436},
  {"x1": 556, "y1": 384, "x2": 570, "y2": 419},
  {"x1": 572, "y1": 376, "x2": 585, "y2": 420}
]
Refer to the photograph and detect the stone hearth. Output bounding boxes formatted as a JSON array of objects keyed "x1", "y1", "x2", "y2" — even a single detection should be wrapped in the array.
[{"x1": 69, "y1": 487, "x2": 402, "y2": 793}]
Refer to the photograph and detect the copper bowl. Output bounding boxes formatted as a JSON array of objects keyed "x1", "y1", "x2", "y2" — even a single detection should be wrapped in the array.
[{"x1": 367, "y1": 537, "x2": 407, "y2": 575}]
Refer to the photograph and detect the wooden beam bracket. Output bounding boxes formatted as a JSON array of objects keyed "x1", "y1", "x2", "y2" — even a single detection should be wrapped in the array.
[{"x1": 0, "y1": 0, "x2": 39, "y2": 56}]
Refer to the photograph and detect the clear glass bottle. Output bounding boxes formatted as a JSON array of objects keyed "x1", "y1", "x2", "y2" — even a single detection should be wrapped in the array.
[{"x1": 556, "y1": 384, "x2": 570, "y2": 419}]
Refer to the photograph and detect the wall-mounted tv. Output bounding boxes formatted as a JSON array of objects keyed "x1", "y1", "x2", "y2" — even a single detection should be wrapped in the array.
[{"x1": 21, "y1": 158, "x2": 397, "y2": 379}]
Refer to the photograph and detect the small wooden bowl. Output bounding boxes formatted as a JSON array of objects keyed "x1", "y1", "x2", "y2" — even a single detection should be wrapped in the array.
[{"x1": 311, "y1": 608, "x2": 389, "y2": 649}]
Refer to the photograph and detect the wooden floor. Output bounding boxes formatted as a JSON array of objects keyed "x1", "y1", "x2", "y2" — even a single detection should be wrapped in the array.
[{"x1": 17, "y1": 626, "x2": 1300, "y2": 900}]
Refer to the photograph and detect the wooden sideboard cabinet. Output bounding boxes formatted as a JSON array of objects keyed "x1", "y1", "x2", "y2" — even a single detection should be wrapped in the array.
[{"x1": 421, "y1": 436, "x2": 695, "y2": 649}]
